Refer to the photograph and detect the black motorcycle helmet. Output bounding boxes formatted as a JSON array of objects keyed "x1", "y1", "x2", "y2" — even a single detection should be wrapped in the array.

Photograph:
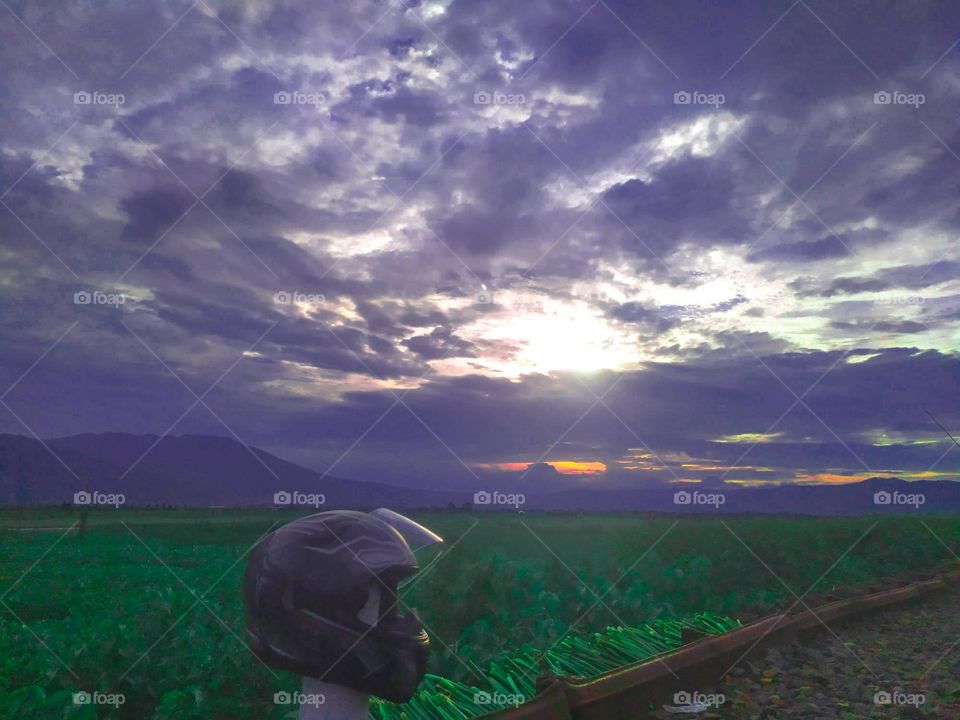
[{"x1": 243, "y1": 508, "x2": 443, "y2": 703}]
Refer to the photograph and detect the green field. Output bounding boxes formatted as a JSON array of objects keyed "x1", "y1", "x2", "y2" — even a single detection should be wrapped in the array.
[{"x1": 2, "y1": 509, "x2": 959, "y2": 719}]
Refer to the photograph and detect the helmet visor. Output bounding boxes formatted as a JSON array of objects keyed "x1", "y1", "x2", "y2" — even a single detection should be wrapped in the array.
[{"x1": 369, "y1": 508, "x2": 443, "y2": 550}]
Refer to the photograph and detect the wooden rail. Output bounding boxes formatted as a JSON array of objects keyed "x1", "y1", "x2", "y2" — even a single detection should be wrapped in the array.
[{"x1": 482, "y1": 569, "x2": 960, "y2": 720}]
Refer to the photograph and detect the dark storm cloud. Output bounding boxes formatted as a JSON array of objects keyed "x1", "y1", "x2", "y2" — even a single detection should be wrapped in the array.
[
  {"x1": 831, "y1": 320, "x2": 928, "y2": 335},
  {"x1": 793, "y1": 261, "x2": 960, "y2": 298},
  {"x1": 748, "y1": 235, "x2": 852, "y2": 263},
  {"x1": 18, "y1": 330, "x2": 956, "y2": 489},
  {"x1": 1, "y1": 0, "x2": 958, "y2": 489},
  {"x1": 402, "y1": 326, "x2": 476, "y2": 360},
  {"x1": 607, "y1": 295, "x2": 748, "y2": 333},
  {"x1": 424, "y1": 124, "x2": 594, "y2": 262},
  {"x1": 602, "y1": 153, "x2": 753, "y2": 254},
  {"x1": 234, "y1": 347, "x2": 960, "y2": 487},
  {"x1": 608, "y1": 302, "x2": 680, "y2": 332},
  {"x1": 119, "y1": 188, "x2": 196, "y2": 242}
]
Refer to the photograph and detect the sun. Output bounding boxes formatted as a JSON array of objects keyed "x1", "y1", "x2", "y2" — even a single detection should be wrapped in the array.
[{"x1": 452, "y1": 293, "x2": 640, "y2": 376}]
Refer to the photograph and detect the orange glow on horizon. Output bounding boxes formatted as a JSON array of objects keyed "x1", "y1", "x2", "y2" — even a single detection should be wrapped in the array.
[
  {"x1": 551, "y1": 461, "x2": 607, "y2": 475},
  {"x1": 795, "y1": 472, "x2": 876, "y2": 485},
  {"x1": 477, "y1": 461, "x2": 608, "y2": 475}
]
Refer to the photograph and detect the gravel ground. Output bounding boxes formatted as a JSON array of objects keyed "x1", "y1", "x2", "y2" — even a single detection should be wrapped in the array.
[{"x1": 655, "y1": 586, "x2": 960, "y2": 719}]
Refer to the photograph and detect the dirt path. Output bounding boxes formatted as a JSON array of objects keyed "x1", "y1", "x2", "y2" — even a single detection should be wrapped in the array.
[{"x1": 656, "y1": 586, "x2": 960, "y2": 719}]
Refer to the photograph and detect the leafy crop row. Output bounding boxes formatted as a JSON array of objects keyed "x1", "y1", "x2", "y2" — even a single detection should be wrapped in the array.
[
  {"x1": 0, "y1": 511, "x2": 957, "y2": 719},
  {"x1": 370, "y1": 612, "x2": 740, "y2": 719}
]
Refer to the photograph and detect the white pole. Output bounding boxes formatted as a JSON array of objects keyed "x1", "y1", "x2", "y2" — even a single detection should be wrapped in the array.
[{"x1": 298, "y1": 677, "x2": 369, "y2": 720}]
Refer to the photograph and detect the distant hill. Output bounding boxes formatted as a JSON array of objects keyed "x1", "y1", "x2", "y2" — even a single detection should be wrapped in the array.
[
  {"x1": 1, "y1": 432, "x2": 957, "y2": 514},
  {"x1": 0, "y1": 432, "x2": 452, "y2": 508}
]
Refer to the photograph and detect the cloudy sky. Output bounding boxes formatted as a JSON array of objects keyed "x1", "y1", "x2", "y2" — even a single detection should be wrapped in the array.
[{"x1": 1, "y1": 0, "x2": 958, "y2": 491}]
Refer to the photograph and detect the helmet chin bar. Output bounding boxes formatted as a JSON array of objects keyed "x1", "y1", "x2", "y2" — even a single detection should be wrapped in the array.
[{"x1": 244, "y1": 509, "x2": 440, "y2": 709}]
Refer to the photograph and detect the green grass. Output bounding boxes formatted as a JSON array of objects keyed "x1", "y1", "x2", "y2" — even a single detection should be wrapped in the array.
[{"x1": 1, "y1": 509, "x2": 959, "y2": 719}]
